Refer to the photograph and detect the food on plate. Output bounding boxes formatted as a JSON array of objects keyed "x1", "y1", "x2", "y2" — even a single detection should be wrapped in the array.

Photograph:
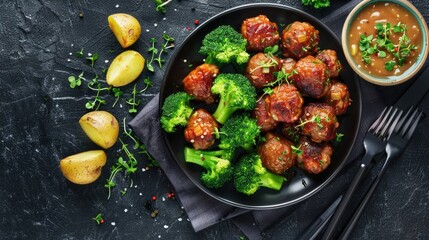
[
  {"x1": 218, "y1": 114, "x2": 260, "y2": 151},
  {"x1": 241, "y1": 15, "x2": 280, "y2": 52},
  {"x1": 108, "y1": 13, "x2": 142, "y2": 48},
  {"x1": 324, "y1": 81, "x2": 351, "y2": 115},
  {"x1": 296, "y1": 136, "x2": 333, "y2": 174},
  {"x1": 233, "y1": 153, "x2": 285, "y2": 195},
  {"x1": 245, "y1": 52, "x2": 282, "y2": 89},
  {"x1": 258, "y1": 132, "x2": 296, "y2": 174},
  {"x1": 182, "y1": 63, "x2": 219, "y2": 104},
  {"x1": 265, "y1": 84, "x2": 304, "y2": 123},
  {"x1": 161, "y1": 15, "x2": 352, "y2": 194},
  {"x1": 298, "y1": 103, "x2": 339, "y2": 143},
  {"x1": 252, "y1": 95, "x2": 279, "y2": 132},
  {"x1": 160, "y1": 92, "x2": 194, "y2": 133},
  {"x1": 184, "y1": 147, "x2": 234, "y2": 189},
  {"x1": 291, "y1": 55, "x2": 330, "y2": 98},
  {"x1": 316, "y1": 49, "x2": 342, "y2": 78},
  {"x1": 281, "y1": 21, "x2": 320, "y2": 59},
  {"x1": 79, "y1": 111, "x2": 119, "y2": 149},
  {"x1": 60, "y1": 150, "x2": 107, "y2": 185},
  {"x1": 199, "y1": 25, "x2": 250, "y2": 65},
  {"x1": 211, "y1": 73, "x2": 257, "y2": 124},
  {"x1": 106, "y1": 50, "x2": 145, "y2": 87},
  {"x1": 184, "y1": 109, "x2": 219, "y2": 150},
  {"x1": 347, "y1": 2, "x2": 422, "y2": 76}
]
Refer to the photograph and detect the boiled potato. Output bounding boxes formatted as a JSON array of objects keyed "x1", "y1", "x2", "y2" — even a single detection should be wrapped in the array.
[
  {"x1": 60, "y1": 150, "x2": 107, "y2": 185},
  {"x1": 106, "y1": 50, "x2": 145, "y2": 87},
  {"x1": 79, "y1": 111, "x2": 119, "y2": 149},
  {"x1": 108, "y1": 13, "x2": 141, "y2": 48}
]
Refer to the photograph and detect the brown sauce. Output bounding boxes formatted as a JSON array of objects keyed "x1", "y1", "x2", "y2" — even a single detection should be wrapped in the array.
[{"x1": 348, "y1": 2, "x2": 422, "y2": 77}]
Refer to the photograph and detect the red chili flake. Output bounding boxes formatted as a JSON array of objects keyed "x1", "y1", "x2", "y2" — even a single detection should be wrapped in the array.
[
  {"x1": 100, "y1": 219, "x2": 105, "y2": 224},
  {"x1": 152, "y1": 195, "x2": 157, "y2": 201},
  {"x1": 168, "y1": 193, "x2": 172, "y2": 198},
  {"x1": 194, "y1": 19, "x2": 199, "y2": 25},
  {"x1": 186, "y1": 27, "x2": 191, "y2": 31}
]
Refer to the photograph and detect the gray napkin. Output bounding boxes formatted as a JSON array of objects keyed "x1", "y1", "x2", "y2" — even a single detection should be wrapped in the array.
[{"x1": 128, "y1": 1, "x2": 401, "y2": 238}]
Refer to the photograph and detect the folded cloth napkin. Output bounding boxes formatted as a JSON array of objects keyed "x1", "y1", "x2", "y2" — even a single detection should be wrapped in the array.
[{"x1": 128, "y1": 1, "x2": 416, "y2": 238}]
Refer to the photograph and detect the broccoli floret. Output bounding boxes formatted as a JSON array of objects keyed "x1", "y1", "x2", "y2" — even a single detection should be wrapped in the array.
[
  {"x1": 233, "y1": 153, "x2": 285, "y2": 195},
  {"x1": 211, "y1": 73, "x2": 257, "y2": 124},
  {"x1": 199, "y1": 25, "x2": 250, "y2": 66},
  {"x1": 218, "y1": 113, "x2": 260, "y2": 151},
  {"x1": 160, "y1": 92, "x2": 193, "y2": 133},
  {"x1": 184, "y1": 147, "x2": 235, "y2": 189}
]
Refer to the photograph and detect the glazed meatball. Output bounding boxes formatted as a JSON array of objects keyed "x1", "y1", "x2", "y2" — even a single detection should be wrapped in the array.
[
  {"x1": 324, "y1": 81, "x2": 351, "y2": 115},
  {"x1": 281, "y1": 122, "x2": 300, "y2": 143},
  {"x1": 281, "y1": 21, "x2": 319, "y2": 59},
  {"x1": 241, "y1": 15, "x2": 280, "y2": 52},
  {"x1": 299, "y1": 103, "x2": 339, "y2": 143},
  {"x1": 296, "y1": 136, "x2": 333, "y2": 174},
  {"x1": 184, "y1": 109, "x2": 219, "y2": 150},
  {"x1": 291, "y1": 55, "x2": 330, "y2": 98},
  {"x1": 259, "y1": 132, "x2": 296, "y2": 174},
  {"x1": 280, "y1": 58, "x2": 296, "y2": 75},
  {"x1": 183, "y1": 63, "x2": 220, "y2": 104},
  {"x1": 253, "y1": 95, "x2": 279, "y2": 132},
  {"x1": 265, "y1": 84, "x2": 304, "y2": 123},
  {"x1": 245, "y1": 53, "x2": 282, "y2": 89},
  {"x1": 316, "y1": 49, "x2": 342, "y2": 78}
]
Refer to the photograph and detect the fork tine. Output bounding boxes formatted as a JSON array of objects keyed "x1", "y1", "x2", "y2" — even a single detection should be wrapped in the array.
[
  {"x1": 385, "y1": 109, "x2": 403, "y2": 140},
  {"x1": 400, "y1": 108, "x2": 420, "y2": 137},
  {"x1": 403, "y1": 111, "x2": 423, "y2": 141},
  {"x1": 375, "y1": 107, "x2": 398, "y2": 135},
  {"x1": 393, "y1": 106, "x2": 414, "y2": 135},
  {"x1": 369, "y1": 107, "x2": 389, "y2": 131}
]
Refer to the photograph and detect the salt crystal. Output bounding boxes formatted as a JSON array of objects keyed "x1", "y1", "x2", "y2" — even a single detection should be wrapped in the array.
[
  {"x1": 111, "y1": 222, "x2": 116, "y2": 226},
  {"x1": 164, "y1": 225, "x2": 169, "y2": 229}
]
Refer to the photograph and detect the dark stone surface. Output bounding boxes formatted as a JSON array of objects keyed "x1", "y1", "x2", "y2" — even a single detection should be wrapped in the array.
[{"x1": 0, "y1": 0, "x2": 428, "y2": 239}]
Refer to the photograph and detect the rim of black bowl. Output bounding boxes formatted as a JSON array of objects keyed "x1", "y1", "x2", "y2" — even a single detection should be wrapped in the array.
[{"x1": 159, "y1": 3, "x2": 362, "y2": 210}]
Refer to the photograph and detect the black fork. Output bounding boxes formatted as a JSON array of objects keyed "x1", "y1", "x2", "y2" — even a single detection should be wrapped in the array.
[
  {"x1": 321, "y1": 106, "x2": 403, "y2": 240},
  {"x1": 339, "y1": 107, "x2": 424, "y2": 239}
]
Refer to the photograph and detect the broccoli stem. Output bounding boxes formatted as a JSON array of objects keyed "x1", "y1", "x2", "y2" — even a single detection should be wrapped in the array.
[
  {"x1": 184, "y1": 147, "x2": 223, "y2": 169},
  {"x1": 259, "y1": 171, "x2": 285, "y2": 191},
  {"x1": 213, "y1": 97, "x2": 235, "y2": 124}
]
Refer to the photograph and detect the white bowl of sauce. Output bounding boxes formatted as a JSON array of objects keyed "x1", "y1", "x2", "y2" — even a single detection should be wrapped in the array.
[{"x1": 342, "y1": 0, "x2": 428, "y2": 85}]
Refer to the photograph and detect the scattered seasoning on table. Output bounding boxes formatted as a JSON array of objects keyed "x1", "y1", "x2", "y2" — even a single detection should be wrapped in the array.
[
  {"x1": 191, "y1": 7, "x2": 195, "y2": 12},
  {"x1": 92, "y1": 213, "x2": 104, "y2": 225},
  {"x1": 151, "y1": 210, "x2": 159, "y2": 218},
  {"x1": 152, "y1": 195, "x2": 157, "y2": 201},
  {"x1": 194, "y1": 19, "x2": 199, "y2": 25},
  {"x1": 79, "y1": 12, "x2": 84, "y2": 18}
]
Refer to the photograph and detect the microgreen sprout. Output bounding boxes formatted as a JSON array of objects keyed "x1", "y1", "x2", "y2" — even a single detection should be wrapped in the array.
[
  {"x1": 86, "y1": 53, "x2": 99, "y2": 68},
  {"x1": 112, "y1": 87, "x2": 123, "y2": 107},
  {"x1": 154, "y1": 0, "x2": 173, "y2": 14},
  {"x1": 140, "y1": 76, "x2": 153, "y2": 93},
  {"x1": 126, "y1": 84, "x2": 141, "y2": 113},
  {"x1": 336, "y1": 132, "x2": 344, "y2": 142},
  {"x1": 68, "y1": 71, "x2": 84, "y2": 88},
  {"x1": 86, "y1": 75, "x2": 110, "y2": 110},
  {"x1": 154, "y1": 33, "x2": 175, "y2": 69},
  {"x1": 92, "y1": 213, "x2": 104, "y2": 224},
  {"x1": 123, "y1": 118, "x2": 140, "y2": 149},
  {"x1": 147, "y1": 38, "x2": 157, "y2": 72},
  {"x1": 75, "y1": 48, "x2": 84, "y2": 58},
  {"x1": 295, "y1": 115, "x2": 325, "y2": 129},
  {"x1": 291, "y1": 145, "x2": 303, "y2": 156}
]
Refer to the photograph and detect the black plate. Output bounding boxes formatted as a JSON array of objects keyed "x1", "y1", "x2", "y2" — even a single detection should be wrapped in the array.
[{"x1": 159, "y1": 3, "x2": 362, "y2": 210}]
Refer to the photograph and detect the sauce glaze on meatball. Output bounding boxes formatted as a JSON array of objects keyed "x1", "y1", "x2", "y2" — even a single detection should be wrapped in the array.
[
  {"x1": 296, "y1": 136, "x2": 333, "y2": 174},
  {"x1": 183, "y1": 63, "x2": 219, "y2": 104},
  {"x1": 324, "y1": 81, "x2": 351, "y2": 115},
  {"x1": 291, "y1": 55, "x2": 330, "y2": 99},
  {"x1": 265, "y1": 84, "x2": 304, "y2": 123},
  {"x1": 184, "y1": 109, "x2": 219, "y2": 150},
  {"x1": 316, "y1": 49, "x2": 342, "y2": 79},
  {"x1": 259, "y1": 132, "x2": 296, "y2": 174},
  {"x1": 252, "y1": 95, "x2": 279, "y2": 132},
  {"x1": 281, "y1": 21, "x2": 319, "y2": 59},
  {"x1": 299, "y1": 103, "x2": 339, "y2": 143},
  {"x1": 241, "y1": 15, "x2": 280, "y2": 52},
  {"x1": 245, "y1": 53, "x2": 282, "y2": 89}
]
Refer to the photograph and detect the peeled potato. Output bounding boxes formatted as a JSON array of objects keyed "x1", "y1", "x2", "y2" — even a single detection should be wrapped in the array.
[
  {"x1": 106, "y1": 50, "x2": 145, "y2": 87},
  {"x1": 79, "y1": 111, "x2": 119, "y2": 149},
  {"x1": 108, "y1": 13, "x2": 141, "y2": 48},
  {"x1": 60, "y1": 150, "x2": 107, "y2": 185}
]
